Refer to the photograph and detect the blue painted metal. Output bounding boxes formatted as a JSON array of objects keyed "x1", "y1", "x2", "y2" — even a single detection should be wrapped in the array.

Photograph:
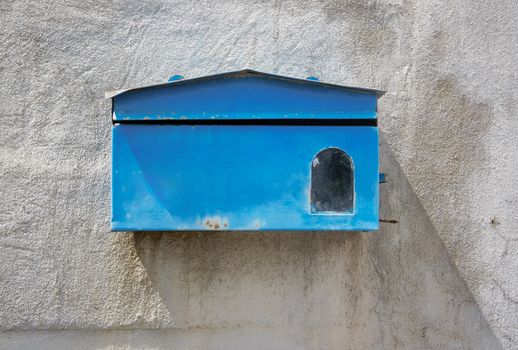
[
  {"x1": 168, "y1": 74, "x2": 184, "y2": 82},
  {"x1": 379, "y1": 173, "x2": 386, "y2": 183},
  {"x1": 112, "y1": 70, "x2": 382, "y2": 121},
  {"x1": 306, "y1": 76, "x2": 320, "y2": 81},
  {"x1": 110, "y1": 69, "x2": 383, "y2": 231},
  {"x1": 112, "y1": 125, "x2": 378, "y2": 231}
]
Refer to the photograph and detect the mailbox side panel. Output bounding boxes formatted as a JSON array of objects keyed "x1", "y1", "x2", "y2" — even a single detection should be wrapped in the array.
[{"x1": 112, "y1": 125, "x2": 378, "y2": 231}]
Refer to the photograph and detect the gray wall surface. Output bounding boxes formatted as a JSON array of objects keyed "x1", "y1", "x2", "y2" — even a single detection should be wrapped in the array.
[{"x1": 0, "y1": 0, "x2": 516, "y2": 349}]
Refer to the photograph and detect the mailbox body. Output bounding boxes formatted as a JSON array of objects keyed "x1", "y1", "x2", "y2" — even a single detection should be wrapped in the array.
[{"x1": 110, "y1": 70, "x2": 382, "y2": 231}]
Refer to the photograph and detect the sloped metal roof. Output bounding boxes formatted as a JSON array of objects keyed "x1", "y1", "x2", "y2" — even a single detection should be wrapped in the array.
[{"x1": 105, "y1": 69, "x2": 385, "y2": 99}]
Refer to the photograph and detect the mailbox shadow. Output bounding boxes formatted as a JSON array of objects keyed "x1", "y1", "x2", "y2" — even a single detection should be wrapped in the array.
[{"x1": 131, "y1": 134, "x2": 500, "y2": 348}]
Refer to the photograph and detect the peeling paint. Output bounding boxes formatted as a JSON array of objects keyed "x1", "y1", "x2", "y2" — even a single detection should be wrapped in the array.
[{"x1": 202, "y1": 216, "x2": 229, "y2": 230}]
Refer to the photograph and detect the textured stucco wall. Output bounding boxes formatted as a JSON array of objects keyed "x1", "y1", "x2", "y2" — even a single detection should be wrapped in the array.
[{"x1": 0, "y1": 0, "x2": 516, "y2": 349}]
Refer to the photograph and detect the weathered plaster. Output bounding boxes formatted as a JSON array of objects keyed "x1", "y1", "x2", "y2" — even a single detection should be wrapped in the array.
[{"x1": 0, "y1": 0, "x2": 516, "y2": 348}]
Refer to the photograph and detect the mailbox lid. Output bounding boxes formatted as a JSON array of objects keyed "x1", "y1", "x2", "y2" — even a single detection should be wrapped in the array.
[
  {"x1": 111, "y1": 70, "x2": 383, "y2": 122},
  {"x1": 112, "y1": 124, "x2": 379, "y2": 231}
]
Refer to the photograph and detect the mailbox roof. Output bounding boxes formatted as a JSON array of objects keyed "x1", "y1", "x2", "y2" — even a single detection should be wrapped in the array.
[
  {"x1": 106, "y1": 69, "x2": 385, "y2": 98},
  {"x1": 109, "y1": 69, "x2": 384, "y2": 122}
]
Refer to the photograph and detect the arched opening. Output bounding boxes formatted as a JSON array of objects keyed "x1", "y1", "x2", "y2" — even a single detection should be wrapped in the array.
[{"x1": 310, "y1": 147, "x2": 354, "y2": 213}]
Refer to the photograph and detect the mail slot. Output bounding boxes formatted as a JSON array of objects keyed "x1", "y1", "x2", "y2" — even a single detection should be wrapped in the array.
[{"x1": 109, "y1": 69, "x2": 384, "y2": 231}]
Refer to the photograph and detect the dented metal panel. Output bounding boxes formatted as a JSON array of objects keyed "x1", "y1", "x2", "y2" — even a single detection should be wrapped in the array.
[{"x1": 112, "y1": 125, "x2": 378, "y2": 231}]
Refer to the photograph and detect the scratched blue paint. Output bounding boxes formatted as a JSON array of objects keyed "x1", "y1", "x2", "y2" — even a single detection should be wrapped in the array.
[
  {"x1": 113, "y1": 70, "x2": 380, "y2": 121},
  {"x1": 110, "y1": 70, "x2": 383, "y2": 231},
  {"x1": 112, "y1": 125, "x2": 378, "y2": 231}
]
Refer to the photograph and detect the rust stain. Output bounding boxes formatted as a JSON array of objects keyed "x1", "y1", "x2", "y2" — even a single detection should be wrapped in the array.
[{"x1": 202, "y1": 216, "x2": 229, "y2": 230}]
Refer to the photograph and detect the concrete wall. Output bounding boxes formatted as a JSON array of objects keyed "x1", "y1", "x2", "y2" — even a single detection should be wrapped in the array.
[{"x1": 0, "y1": 0, "x2": 516, "y2": 349}]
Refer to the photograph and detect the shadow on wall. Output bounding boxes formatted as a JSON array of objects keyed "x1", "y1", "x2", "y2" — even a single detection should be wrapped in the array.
[{"x1": 132, "y1": 133, "x2": 501, "y2": 350}]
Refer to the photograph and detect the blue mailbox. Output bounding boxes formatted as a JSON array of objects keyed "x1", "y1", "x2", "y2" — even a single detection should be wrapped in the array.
[{"x1": 109, "y1": 70, "x2": 384, "y2": 231}]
